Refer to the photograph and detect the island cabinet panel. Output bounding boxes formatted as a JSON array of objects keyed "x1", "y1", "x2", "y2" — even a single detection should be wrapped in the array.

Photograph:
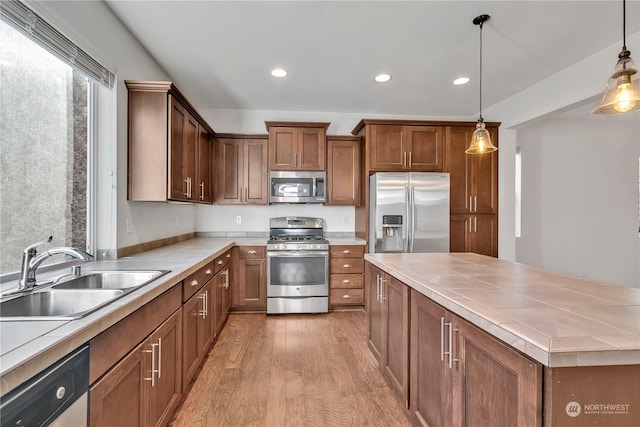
[
  {"x1": 233, "y1": 246, "x2": 266, "y2": 310},
  {"x1": 126, "y1": 81, "x2": 215, "y2": 203},
  {"x1": 215, "y1": 136, "x2": 268, "y2": 205},
  {"x1": 366, "y1": 263, "x2": 410, "y2": 406},
  {"x1": 326, "y1": 136, "x2": 360, "y2": 206},
  {"x1": 408, "y1": 287, "x2": 541, "y2": 427},
  {"x1": 266, "y1": 122, "x2": 329, "y2": 171}
]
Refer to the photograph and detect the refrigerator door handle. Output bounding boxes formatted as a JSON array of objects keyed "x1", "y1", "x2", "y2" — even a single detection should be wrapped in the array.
[
  {"x1": 405, "y1": 185, "x2": 411, "y2": 253},
  {"x1": 409, "y1": 186, "x2": 416, "y2": 252}
]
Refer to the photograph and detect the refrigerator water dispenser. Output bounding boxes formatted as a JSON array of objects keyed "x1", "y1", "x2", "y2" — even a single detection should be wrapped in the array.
[{"x1": 381, "y1": 215, "x2": 403, "y2": 252}]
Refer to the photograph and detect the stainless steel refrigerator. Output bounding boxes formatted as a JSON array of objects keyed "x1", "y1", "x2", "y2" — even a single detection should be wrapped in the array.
[{"x1": 369, "y1": 172, "x2": 450, "y2": 253}]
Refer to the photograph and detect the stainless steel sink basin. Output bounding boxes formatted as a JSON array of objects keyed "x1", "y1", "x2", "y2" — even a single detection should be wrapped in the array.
[
  {"x1": 52, "y1": 270, "x2": 168, "y2": 291},
  {"x1": 0, "y1": 270, "x2": 170, "y2": 321},
  {"x1": 0, "y1": 289, "x2": 124, "y2": 320}
]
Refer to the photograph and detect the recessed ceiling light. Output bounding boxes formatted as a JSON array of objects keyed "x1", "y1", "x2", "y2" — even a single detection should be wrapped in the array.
[
  {"x1": 375, "y1": 74, "x2": 392, "y2": 83},
  {"x1": 271, "y1": 68, "x2": 287, "y2": 78},
  {"x1": 453, "y1": 77, "x2": 470, "y2": 85}
]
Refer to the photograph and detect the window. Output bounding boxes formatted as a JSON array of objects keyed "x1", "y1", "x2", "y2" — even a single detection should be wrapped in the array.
[{"x1": 0, "y1": 1, "x2": 114, "y2": 276}]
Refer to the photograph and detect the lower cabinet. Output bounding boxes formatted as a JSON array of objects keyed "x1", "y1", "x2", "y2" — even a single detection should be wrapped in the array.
[
  {"x1": 213, "y1": 249, "x2": 233, "y2": 336},
  {"x1": 329, "y1": 245, "x2": 365, "y2": 309},
  {"x1": 233, "y1": 246, "x2": 266, "y2": 310},
  {"x1": 366, "y1": 262, "x2": 410, "y2": 407},
  {"x1": 450, "y1": 214, "x2": 497, "y2": 257},
  {"x1": 90, "y1": 308, "x2": 183, "y2": 427},
  {"x1": 409, "y1": 288, "x2": 542, "y2": 427},
  {"x1": 182, "y1": 279, "x2": 214, "y2": 392}
]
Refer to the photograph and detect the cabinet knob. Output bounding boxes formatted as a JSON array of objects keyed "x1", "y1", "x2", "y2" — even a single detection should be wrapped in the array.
[
  {"x1": 218, "y1": 260, "x2": 223, "y2": 265},
  {"x1": 247, "y1": 250, "x2": 257, "y2": 254},
  {"x1": 226, "y1": 253, "x2": 231, "y2": 258},
  {"x1": 205, "y1": 269, "x2": 212, "y2": 275},
  {"x1": 342, "y1": 294, "x2": 352, "y2": 299},
  {"x1": 343, "y1": 264, "x2": 351, "y2": 268},
  {"x1": 190, "y1": 279, "x2": 199, "y2": 287},
  {"x1": 342, "y1": 249, "x2": 351, "y2": 254},
  {"x1": 342, "y1": 279, "x2": 351, "y2": 284}
]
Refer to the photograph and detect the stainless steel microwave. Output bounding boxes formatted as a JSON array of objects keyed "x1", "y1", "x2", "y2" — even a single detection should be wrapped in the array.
[{"x1": 269, "y1": 171, "x2": 325, "y2": 204}]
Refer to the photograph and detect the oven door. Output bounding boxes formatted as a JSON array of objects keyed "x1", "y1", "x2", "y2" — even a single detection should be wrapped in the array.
[{"x1": 267, "y1": 250, "x2": 328, "y2": 297}]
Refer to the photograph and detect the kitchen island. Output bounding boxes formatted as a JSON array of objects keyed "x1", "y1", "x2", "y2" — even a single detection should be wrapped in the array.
[{"x1": 365, "y1": 252, "x2": 639, "y2": 427}]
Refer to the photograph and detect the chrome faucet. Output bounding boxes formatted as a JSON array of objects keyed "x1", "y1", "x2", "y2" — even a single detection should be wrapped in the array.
[{"x1": 18, "y1": 236, "x2": 93, "y2": 291}]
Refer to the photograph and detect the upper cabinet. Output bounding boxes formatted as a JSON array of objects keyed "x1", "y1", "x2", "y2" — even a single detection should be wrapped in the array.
[
  {"x1": 266, "y1": 121, "x2": 329, "y2": 171},
  {"x1": 215, "y1": 135, "x2": 268, "y2": 205},
  {"x1": 326, "y1": 136, "x2": 360, "y2": 206},
  {"x1": 367, "y1": 123, "x2": 444, "y2": 171},
  {"x1": 126, "y1": 81, "x2": 215, "y2": 203}
]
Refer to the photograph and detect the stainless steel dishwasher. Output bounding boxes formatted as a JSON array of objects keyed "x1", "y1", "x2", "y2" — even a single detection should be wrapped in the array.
[{"x1": 1, "y1": 344, "x2": 89, "y2": 427}]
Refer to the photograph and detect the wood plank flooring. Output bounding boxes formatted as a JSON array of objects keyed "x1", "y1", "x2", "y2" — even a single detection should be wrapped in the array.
[{"x1": 169, "y1": 312, "x2": 412, "y2": 427}]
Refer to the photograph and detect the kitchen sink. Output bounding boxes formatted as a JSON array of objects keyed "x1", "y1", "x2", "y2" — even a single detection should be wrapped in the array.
[
  {"x1": 0, "y1": 289, "x2": 124, "y2": 320},
  {"x1": 0, "y1": 270, "x2": 170, "y2": 321},
  {"x1": 52, "y1": 270, "x2": 169, "y2": 291}
]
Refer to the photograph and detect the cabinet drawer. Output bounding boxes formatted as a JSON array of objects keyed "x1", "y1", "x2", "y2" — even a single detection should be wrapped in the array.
[
  {"x1": 330, "y1": 288, "x2": 364, "y2": 306},
  {"x1": 330, "y1": 274, "x2": 364, "y2": 289},
  {"x1": 183, "y1": 261, "x2": 215, "y2": 302},
  {"x1": 331, "y1": 258, "x2": 364, "y2": 274},
  {"x1": 237, "y1": 246, "x2": 265, "y2": 259},
  {"x1": 329, "y1": 245, "x2": 364, "y2": 258},
  {"x1": 214, "y1": 249, "x2": 233, "y2": 273}
]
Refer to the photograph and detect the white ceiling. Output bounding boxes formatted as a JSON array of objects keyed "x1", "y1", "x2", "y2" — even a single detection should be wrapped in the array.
[{"x1": 105, "y1": 0, "x2": 640, "y2": 119}]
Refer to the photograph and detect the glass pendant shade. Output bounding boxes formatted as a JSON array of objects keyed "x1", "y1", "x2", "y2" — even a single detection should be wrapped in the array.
[
  {"x1": 465, "y1": 120, "x2": 497, "y2": 154},
  {"x1": 592, "y1": 53, "x2": 640, "y2": 114}
]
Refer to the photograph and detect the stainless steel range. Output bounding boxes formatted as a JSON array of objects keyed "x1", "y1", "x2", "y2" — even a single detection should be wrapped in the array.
[{"x1": 266, "y1": 217, "x2": 329, "y2": 314}]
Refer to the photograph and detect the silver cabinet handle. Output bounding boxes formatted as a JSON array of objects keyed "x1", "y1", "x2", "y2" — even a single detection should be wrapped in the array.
[
  {"x1": 226, "y1": 253, "x2": 231, "y2": 258},
  {"x1": 380, "y1": 277, "x2": 387, "y2": 302},
  {"x1": 143, "y1": 342, "x2": 159, "y2": 387},
  {"x1": 247, "y1": 250, "x2": 257, "y2": 254},
  {"x1": 469, "y1": 196, "x2": 473, "y2": 212},
  {"x1": 342, "y1": 249, "x2": 351, "y2": 254},
  {"x1": 200, "y1": 182, "x2": 205, "y2": 200},
  {"x1": 448, "y1": 322, "x2": 458, "y2": 369},
  {"x1": 342, "y1": 279, "x2": 351, "y2": 284},
  {"x1": 191, "y1": 279, "x2": 199, "y2": 287},
  {"x1": 440, "y1": 317, "x2": 445, "y2": 362},
  {"x1": 342, "y1": 264, "x2": 352, "y2": 268},
  {"x1": 403, "y1": 152, "x2": 407, "y2": 167},
  {"x1": 198, "y1": 291, "x2": 207, "y2": 319},
  {"x1": 342, "y1": 294, "x2": 352, "y2": 299},
  {"x1": 408, "y1": 151, "x2": 412, "y2": 168},
  {"x1": 184, "y1": 177, "x2": 190, "y2": 198},
  {"x1": 293, "y1": 152, "x2": 297, "y2": 167},
  {"x1": 376, "y1": 275, "x2": 381, "y2": 302},
  {"x1": 157, "y1": 338, "x2": 162, "y2": 379},
  {"x1": 205, "y1": 269, "x2": 212, "y2": 275},
  {"x1": 222, "y1": 269, "x2": 230, "y2": 289},
  {"x1": 474, "y1": 216, "x2": 477, "y2": 233},
  {"x1": 217, "y1": 260, "x2": 223, "y2": 265},
  {"x1": 474, "y1": 196, "x2": 477, "y2": 212},
  {"x1": 468, "y1": 217, "x2": 472, "y2": 233}
]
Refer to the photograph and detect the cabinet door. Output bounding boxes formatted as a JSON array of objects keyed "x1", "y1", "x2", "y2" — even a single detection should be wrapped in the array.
[
  {"x1": 244, "y1": 138, "x2": 269, "y2": 204},
  {"x1": 469, "y1": 215, "x2": 498, "y2": 257},
  {"x1": 297, "y1": 127, "x2": 326, "y2": 170},
  {"x1": 469, "y1": 127, "x2": 498, "y2": 214},
  {"x1": 446, "y1": 127, "x2": 473, "y2": 214},
  {"x1": 406, "y1": 126, "x2": 444, "y2": 171},
  {"x1": 449, "y1": 215, "x2": 470, "y2": 253},
  {"x1": 90, "y1": 340, "x2": 148, "y2": 427},
  {"x1": 212, "y1": 268, "x2": 231, "y2": 336},
  {"x1": 268, "y1": 127, "x2": 297, "y2": 170},
  {"x1": 169, "y1": 98, "x2": 189, "y2": 201},
  {"x1": 410, "y1": 289, "x2": 451, "y2": 427},
  {"x1": 366, "y1": 263, "x2": 385, "y2": 364},
  {"x1": 215, "y1": 138, "x2": 243, "y2": 204},
  {"x1": 383, "y1": 275, "x2": 410, "y2": 408},
  {"x1": 326, "y1": 138, "x2": 360, "y2": 205},
  {"x1": 236, "y1": 258, "x2": 266, "y2": 309},
  {"x1": 197, "y1": 126, "x2": 212, "y2": 203},
  {"x1": 221, "y1": 267, "x2": 232, "y2": 319},
  {"x1": 148, "y1": 309, "x2": 182, "y2": 427},
  {"x1": 182, "y1": 292, "x2": 204, "y2": 391},
  {"x1": 455, "y1": 315, "x2": 542, "y2": 427},
  {"x1": 369, "y1": 125, "x2": 406, "y2": 171}
]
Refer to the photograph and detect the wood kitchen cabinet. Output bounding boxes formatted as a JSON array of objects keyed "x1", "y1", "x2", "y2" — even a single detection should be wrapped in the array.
[
  {"x1": 181, "y1": 262, "x2": 215, "y2": 392},
  {"x1": 90, "y1": 308, "x2": 183, "y2": 427},
  {"x1": 329, "y1": 245, "x2": 365, "y2": 308},
  {"x1": 126, "y1": 81, "x2": 215, "y2": 203},
  {"x1": 409, "y1": 288, "x2": 541, "y2": 427},
  {"x1": 366, "y1": 262, "x2": 410, "y2": 407},
  {"x1": 233, "y1": 246, "x2": 266, "y2": 311},
  {"x1": 368, "y1": 124, "x2": 444, "y2": 171},
  {"x1": 212, "y1": 249, "x2": 233, "y2": 336},
  {"x1": 215, "y1": 135, "x2": 268, "y2": 205},
  {"x1": 266, "y1": 121, "x2": 329, "y2": 171},
  {"x1": 326, "y1": 136, "x2": 360, "y2": 206},
  {"x1": 450, "y1": 214, "x2": 498, "y2": 257}
]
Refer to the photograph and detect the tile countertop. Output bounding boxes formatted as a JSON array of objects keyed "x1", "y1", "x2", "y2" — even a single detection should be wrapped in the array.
[
  {"x1": 365, "y1": 252, "x2": 640, "y2": 368},
  {"x1": 0, "y1": 237, "x2": 235, "y2": 396}
]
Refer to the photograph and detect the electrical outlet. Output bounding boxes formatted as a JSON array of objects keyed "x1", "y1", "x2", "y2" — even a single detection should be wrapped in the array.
[{"x1": 236, "y1": 216, "x2": 242, "y2": 224}]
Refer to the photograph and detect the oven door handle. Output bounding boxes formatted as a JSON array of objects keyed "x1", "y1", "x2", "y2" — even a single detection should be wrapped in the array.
[{"x1": 267, "y1": 251, "x2": 329, "y2": 257}]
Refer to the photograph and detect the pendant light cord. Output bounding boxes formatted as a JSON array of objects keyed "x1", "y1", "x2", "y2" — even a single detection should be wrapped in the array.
[
  {"x1": 622, "y1": 0, "x2": 627, "y2": 51},
  {"x1": 479, "y1": 20, "x2": 484, "y2": 122}
]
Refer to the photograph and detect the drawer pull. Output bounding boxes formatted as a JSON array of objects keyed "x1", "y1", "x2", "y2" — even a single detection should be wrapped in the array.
[
  {"x1": 342, "y1": 279, "x2": 352, "y2": 284},
  {"x1": 190, "y1": 279, "x2": 199, "y2": 287},
  {"x1": 205, "y1": 269, "x2": 212, "y2": 275},
  {"x1": 342, "y1": 294, "x2": 352, "y2": 299},
  {"x1": 226, "y1": 253, "x2": 231, "y2": 258},
  {"x1": 218, "y1": 260, "x2": 223, "y2": 265},
  {"x1": 342, "y1": 249, "x2": 351, "y2": 254},
  {"x1": 343, "y1": 264, "x2": 352, "y2": 268},
  {"x1": 247, "y1": 250, "x2": 257, "y2": 254}
]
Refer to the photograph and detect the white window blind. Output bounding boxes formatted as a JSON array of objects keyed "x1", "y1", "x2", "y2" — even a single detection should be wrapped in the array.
[{"x1": 0, "y1": 0, "x2": 115, "y2": 88}]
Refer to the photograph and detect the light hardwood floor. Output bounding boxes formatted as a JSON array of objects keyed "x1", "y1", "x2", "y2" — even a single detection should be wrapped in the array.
[{"x1": 170, "y1": 312, "x2": 412, "y2": 427}]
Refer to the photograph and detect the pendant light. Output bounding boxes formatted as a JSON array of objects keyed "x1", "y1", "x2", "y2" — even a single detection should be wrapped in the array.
[
  {"x1": 466, "y1": 14, "x2": 497, "y2": 154},
  {"x1": 592, "y1": 0, "x2": 640, "y2": 114}
]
